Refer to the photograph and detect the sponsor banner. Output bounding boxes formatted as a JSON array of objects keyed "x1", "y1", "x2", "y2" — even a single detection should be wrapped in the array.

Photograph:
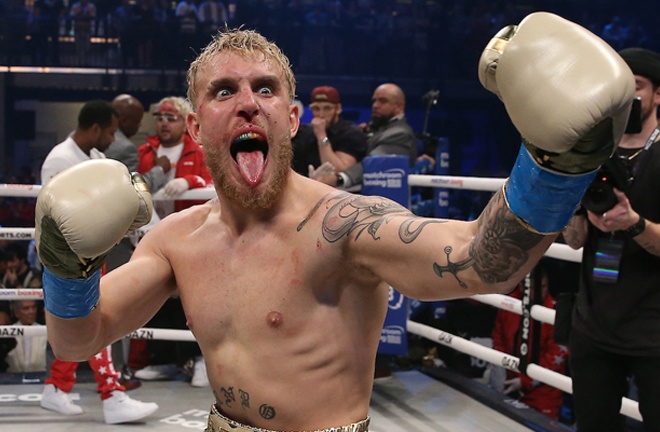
[
  {"x1": 434, "y1": 137, "x2": 450, "y2": 218},
  {"x1": 362, "y1": 155, "x2": 410, "y2": 356}
]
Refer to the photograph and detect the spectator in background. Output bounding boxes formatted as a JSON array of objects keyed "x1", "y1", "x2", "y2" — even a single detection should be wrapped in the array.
[
  {"x1": 105, "y1": 94, "x2": 144, "y2": 174},
  {"x1": 39, "y1": 100, "x2": 158, "y2": 424},
  {"x1": 305, "y1": 86, "x2": 367, "y2": 176},
  {"x1": 2, "y1": 241, "x2": 41, "y2": 288},
  {"x1": 0, "y1": 307, "x2": 17, "y2": 373},
  {"x1": 562, "y1": 47, "x2": 660, "y2": 432},
  {"x1": 69, "y1": 0, "x2": 96, "y2": 65},
  {"x1": 313, "y1": 83, "x2": 417, "y2": 191},
  {"x1": 112, "y1": 0, "x2": 139, "y2": 67},
  {"x1": 138, "y1": 96, "x2": 212, "y2": 218},
  {"x1": 175, "y1": 0, "x2": 199, "y2": 62},
  {"x1": 5, "y1": 300, "x2": 48, "y2": 373},
  {"x1": 489, "y1": 260, "x2": 568, "y2": 420},
  {"x1": 105, "y1": 93, "x2": 169, "y2": 268},
  {"x1": 30, "y1": 0, "x2": 65, "y2": 65},
  {"x1": 197, "y1": 0, "x2": 227, "y2": 38}
]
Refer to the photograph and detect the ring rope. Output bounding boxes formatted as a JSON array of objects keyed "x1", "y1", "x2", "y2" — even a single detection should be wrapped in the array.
[
  {"x1": 406, "y1": 320, "x2": 642, "y2": 422},
  {"x1": 0, "y1": 175, "x2": 636, "y2": 422}
]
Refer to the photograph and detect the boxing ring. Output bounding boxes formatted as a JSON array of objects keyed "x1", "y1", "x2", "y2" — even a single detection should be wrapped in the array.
[{"x1": 0, "y1": 177, "x2": 643, "y2": 431}]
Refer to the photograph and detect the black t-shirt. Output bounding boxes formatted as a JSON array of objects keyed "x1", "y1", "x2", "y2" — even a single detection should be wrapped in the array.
[
  {"x1": 573, "y1": 142, "x2": 660, "y2": 355},
  {"x1": 291, "y1": 119, "x2": 368, "y2": 176}
]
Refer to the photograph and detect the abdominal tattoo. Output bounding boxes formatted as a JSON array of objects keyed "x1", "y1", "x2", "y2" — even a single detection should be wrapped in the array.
[
  {"x1": 214, "y1": 387, "x2": 277, "y2": 420},
  {"x1": 299, "y1": 192, "x2": 544, "y2": 288}
]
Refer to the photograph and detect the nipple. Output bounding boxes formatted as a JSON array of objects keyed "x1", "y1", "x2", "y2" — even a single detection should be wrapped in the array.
[{"x1": 266, "y1": 311, "x2": 283, "y2": 328}]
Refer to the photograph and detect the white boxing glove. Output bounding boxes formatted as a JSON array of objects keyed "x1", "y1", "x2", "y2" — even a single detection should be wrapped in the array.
[
  {"x1": 163, "y1": 177, "x2": 189, "y2": 198},
  {"x1": 479, "y1": 12, "x2": 635, "y2": 174},
  {"x1": 36, "y1": 159, "x2": 153, "y2": 318},
  {"x1": 478, "y1": 12, "x2": 636, "y2": 233}
]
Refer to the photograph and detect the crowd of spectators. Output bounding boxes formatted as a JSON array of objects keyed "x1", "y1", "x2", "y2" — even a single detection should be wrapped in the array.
[{"x1": 0, "y1": 0, "x2": 658, "y2": 79}]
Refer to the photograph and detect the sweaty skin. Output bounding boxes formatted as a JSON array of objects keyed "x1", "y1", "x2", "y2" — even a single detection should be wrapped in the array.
[{"x1": 44, "y1": 42, "x2": 554, "y2": 431}]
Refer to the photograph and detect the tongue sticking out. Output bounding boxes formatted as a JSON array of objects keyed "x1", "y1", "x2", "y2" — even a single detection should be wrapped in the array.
[{"x1": 236, "y1": 150, "x2": 265, "y2": 186}]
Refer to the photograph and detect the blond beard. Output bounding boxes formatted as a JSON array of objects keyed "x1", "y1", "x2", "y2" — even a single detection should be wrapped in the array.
[{"x1": 204, "y1": 137, "x2": 292, "y2": 210}]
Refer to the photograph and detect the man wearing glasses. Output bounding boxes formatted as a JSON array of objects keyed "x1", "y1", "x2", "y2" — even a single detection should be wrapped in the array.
[{"x1": 137, "y1": 96, "x2": 212, "y2": 217}]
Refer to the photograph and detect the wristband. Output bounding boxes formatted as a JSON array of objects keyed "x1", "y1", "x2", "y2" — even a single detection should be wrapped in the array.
[
  {"x1": 504, "y1": 144, "x2": 598, "y2": 234},
  {"x1": 621, "y1": 216, "x2": 645, "y2": 238},
  {"x1": 42, "y1": 267, "x2": 101, "y2": 319}
]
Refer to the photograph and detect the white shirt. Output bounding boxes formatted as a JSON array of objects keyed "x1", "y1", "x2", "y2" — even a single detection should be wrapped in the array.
[{"x1": 41, "y1": 137, "x2": 105, "y2": 185}]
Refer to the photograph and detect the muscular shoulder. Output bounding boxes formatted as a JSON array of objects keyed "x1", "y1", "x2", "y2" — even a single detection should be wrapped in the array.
[{"x1": 144, "y1": 200, "x2": 218, "y2": 243}]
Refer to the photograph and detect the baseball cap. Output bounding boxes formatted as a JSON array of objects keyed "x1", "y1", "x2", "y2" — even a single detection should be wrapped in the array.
[
  {"x1": 619, "y1": 47, "x2": 660, "y2": 85},
  {"x1": 310, "y1": 86, "x2": 341, "y2": 105}
]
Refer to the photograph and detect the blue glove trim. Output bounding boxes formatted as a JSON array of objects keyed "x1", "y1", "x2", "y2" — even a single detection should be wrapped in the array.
[
  {"x1": 505, "y1": 145, "x2": 598, "y2": 234},
  {"x1": 42, "y1": 267, "x2": 101, "y2": 319}
]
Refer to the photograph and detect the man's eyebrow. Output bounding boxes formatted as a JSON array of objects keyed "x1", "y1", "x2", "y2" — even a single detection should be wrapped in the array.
[{"x1": 208, "y1": 75, "x2": 282, "y2": 90}]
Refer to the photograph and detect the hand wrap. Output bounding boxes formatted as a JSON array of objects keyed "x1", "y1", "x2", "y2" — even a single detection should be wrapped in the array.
[
  {"x1": 504, "y1": 144, "x2": 597, "y2": 234},
  {"x1": 42, "y1": 267, "x2": 101, "y2": 319}
]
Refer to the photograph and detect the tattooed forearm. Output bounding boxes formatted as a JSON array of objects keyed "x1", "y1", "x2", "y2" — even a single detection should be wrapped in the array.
[{"x1": 469, "y1": 191, "x2": 546, "y2": 284}]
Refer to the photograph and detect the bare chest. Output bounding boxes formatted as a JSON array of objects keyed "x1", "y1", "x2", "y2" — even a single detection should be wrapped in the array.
[{"x1": 168, "y1": 229, "x2": 344, "y2": 346}]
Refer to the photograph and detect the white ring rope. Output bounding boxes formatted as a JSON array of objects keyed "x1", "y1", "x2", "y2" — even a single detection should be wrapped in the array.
[
  {"x1": 0, "y1": 175, "x2": 639, "y2": 422},
  {"x1": 0, "y1": 325, "x2": 195, "y2": 342},
  {"x1": 406, "y1": 321, "x2": 642, "y2": 422}
]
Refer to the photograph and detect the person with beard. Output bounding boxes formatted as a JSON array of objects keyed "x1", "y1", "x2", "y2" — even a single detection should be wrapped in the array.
[
  {"x1": 562, "y1": 47, "x2": 660, "y2": 432},
  {"x1": 313, "y1": 83, "x2": 417, "y2": 191},
  {"x1": 302, "y1": 86, "x2": 367, "y2": 176},
  {"x1": 35, "y1": 16, "x2": 635, "y2": 432},
  {"x1": 137, "y1": 96, "x2": 212, "y2": 218}
]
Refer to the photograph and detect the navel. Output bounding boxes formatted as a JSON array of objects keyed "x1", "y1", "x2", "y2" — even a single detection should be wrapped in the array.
[{"x1": 266, "y1": 311, "x2": 283, "y2": 328}]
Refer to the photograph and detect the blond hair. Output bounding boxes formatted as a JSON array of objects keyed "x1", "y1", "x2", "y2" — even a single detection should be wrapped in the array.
[
  {"x1": 186, "y1": 28, "x2": 296, "y2": 110},
  {"x1": 155, "y1": 96, "x2": 192, "y2": 117}
]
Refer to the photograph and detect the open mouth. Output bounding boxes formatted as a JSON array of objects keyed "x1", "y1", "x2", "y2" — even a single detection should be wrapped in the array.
[
  {"x1": 230, "y1": 132, "x2": 268, "y2": 161},
  {"x1": 230, "y1": 131, "x2": 269, "y2": 186}
]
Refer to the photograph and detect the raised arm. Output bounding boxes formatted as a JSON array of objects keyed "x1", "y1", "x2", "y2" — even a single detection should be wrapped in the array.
[
  {"x1": 340, "y1": 13, "x2": 635, "y2": 300},
  {"x1": 35, "y1": 159, "x2": 169, "y2": 360}
]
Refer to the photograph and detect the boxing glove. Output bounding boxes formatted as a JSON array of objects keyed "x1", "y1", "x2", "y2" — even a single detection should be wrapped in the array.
[
  {"x1": 36, "y1": 159, "x2": 153, "y2": 318},
  {"x1": 478, "y1": 12, "x2": 635, "y2": 233}
]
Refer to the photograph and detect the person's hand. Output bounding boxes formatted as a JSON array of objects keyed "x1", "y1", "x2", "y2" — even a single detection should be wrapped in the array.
[
  {"x1": 588, "y1": 188, "x2": 639, "y2": 232},
  {"x1": 155, "y1": 155, "x2": 172, "y2": 174},
  {"x1": 479, "y1": 12, "x2": 634, "y2": 175},
  {"x1": 310, "y1": 117, "x2": 328, "y2": 141},
  {"x1": 308, "y1": 162, "x2": 336, "y2": 179},
  {"x1": 163, "y1": 178, "x2": 189, "y2": 198},
  {"x1": 3, "y1": 268, "x2": 17, "y2": 287},
  {"x1": 503, "y1": 377, "x2": 522, "y2": 395},
  {"x1": 35, "y1": 159, "x2": 152, "y2": 318}
]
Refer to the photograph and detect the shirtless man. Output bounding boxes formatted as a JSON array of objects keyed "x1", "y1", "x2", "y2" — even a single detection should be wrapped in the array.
[{"x1": 36, "y1": 13, "x2": 634, "y2": 432}]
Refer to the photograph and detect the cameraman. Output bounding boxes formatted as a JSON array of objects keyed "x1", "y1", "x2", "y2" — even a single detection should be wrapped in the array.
[{"x1": 563, "y1": 48, "x2": 660, "y2": 432}]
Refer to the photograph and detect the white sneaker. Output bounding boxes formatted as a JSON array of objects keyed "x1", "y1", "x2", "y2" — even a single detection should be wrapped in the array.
[
  {"x1": 40, "y1": 384, "x2": 83, "y2": 415},
  {"x1": 191, "y1": 356, "x2": 210, "y2": 387},
  {"x1": 133, "y1": 364, "x2": 179, "y2": 381},
  {"x1": 103, "y1": 391, "x2": 159, "y2": 424}
]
